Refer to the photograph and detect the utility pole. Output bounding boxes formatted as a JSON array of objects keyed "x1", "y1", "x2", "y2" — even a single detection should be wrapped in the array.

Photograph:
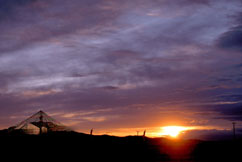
[
  {"x1": 143, "y1": 130, "x2": 146, "y2": 137},
  {"x1": 143, "y1": 130, "x2": 146, "y2": 141},
  {"x1": 137, "y1": 131, "x2": 139, "y2": 136},
  {"x1": 90, "y1": 128, "x2": 93, "y2": 143},
  {"x1": 232, "y1": 122, "x2": 236, "y2": 140}
]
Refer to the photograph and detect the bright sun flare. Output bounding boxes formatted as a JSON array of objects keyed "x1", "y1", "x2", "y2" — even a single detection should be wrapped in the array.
[{"x1": 160, "y1": 126, "x2": 189, "y2": 138}]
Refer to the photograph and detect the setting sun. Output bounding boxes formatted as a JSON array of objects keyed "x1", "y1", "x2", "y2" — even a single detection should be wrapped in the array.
[{"x1": 160, "y1": 126, "x2": 189, "y2": 138}]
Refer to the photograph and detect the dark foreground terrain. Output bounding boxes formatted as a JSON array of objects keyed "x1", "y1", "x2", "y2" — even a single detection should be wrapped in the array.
[{"x1": 0, "y1": 130, "x2": 241, "y2": 162}]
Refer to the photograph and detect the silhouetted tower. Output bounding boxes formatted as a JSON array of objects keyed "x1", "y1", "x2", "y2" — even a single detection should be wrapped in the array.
[
  {"x1": 31, "y1": 111, "x2": 46, "y2": 135},
  {"x1": 10, "y1": 110, "x2": 70, "y2": 134},
  {"x1": 90, "y1": 128, "x2": 93, "y2": 135},
  {"x1": 39, "y1": 114, "x2": 43, "y2": 134},
  {"x1": 232, "y1": 122, "x2": 236, "y2": 140}
]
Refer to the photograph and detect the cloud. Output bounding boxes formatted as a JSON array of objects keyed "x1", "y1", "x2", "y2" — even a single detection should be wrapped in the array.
[
  {"x1": 0, "y1": 0, "x2": 121, "y2": 54},
  {"x1": 0, "y1": 0, "x2": 242, "y2": 138}
]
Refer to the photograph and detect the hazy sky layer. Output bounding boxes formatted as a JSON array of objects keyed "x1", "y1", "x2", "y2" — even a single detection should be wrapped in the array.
[{"x1": 0, "y1": 0, "x2": 242, "y2": 138}]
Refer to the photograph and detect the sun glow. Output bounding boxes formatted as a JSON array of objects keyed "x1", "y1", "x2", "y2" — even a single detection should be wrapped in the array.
[{"x1": 160, "y1": 126, "x2": 190, "y2": 138}]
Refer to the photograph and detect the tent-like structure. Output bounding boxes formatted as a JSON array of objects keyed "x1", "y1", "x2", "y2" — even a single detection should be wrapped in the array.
[{"x1": 9, "y1": 110, "x2": 71, "y2": 135}]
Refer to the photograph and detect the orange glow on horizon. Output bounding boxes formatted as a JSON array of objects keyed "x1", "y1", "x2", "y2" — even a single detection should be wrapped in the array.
[
  {"x1": 74, "y1": 126, "x2": 212, "y2": 138},
  {"x1": 159, "y1": 126, "x2": 193, "y2": 138}
]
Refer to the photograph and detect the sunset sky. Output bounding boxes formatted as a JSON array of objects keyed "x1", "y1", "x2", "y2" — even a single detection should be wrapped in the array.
[{"x1": 0, "y1": 0, "x2": 242, "y2": 139}]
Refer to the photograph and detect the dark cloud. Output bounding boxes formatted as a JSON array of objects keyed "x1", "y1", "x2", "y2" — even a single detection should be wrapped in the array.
[
  {"x1": 181, "y1": 129, "x2": 242, "y2": 140},
  {"x1": 216, "y1": 104, "x2": 242, "y2": 121},
  {"x1": 218, "y1": 25, "x2": 242, "y2": 51},
  {"x1": 217, "y1": 12, "x2": 242, "y2": 51},
  {"x1": 0, "y1": 0, "x2": 36, "y2": 16}
]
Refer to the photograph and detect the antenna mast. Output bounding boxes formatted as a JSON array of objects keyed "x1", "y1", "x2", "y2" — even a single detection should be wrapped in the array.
[{"x1": 232, "y1": 122, "x2": 236, "y2": 140}]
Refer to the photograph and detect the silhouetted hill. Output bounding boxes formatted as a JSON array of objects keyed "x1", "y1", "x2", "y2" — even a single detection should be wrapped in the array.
[{"x1": 0, "y1": 130, "x2": 242, "y2": 162}]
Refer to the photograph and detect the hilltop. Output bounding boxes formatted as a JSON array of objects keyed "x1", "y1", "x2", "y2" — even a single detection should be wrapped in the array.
[{"x1": 0, "y1": 130, "x2": 241, "y2": 162}]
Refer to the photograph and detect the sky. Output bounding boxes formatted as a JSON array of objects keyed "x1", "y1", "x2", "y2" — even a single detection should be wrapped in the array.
[{"x1": 0, "y1": 0, "x2": 242, "y2": 139}]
